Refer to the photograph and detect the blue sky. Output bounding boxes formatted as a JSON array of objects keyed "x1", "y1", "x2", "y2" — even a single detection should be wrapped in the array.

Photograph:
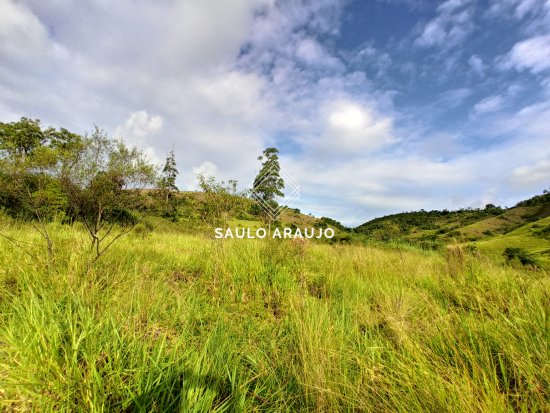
[{"x1": 1, "y1": 0, "x2": 549, "y2": 225}]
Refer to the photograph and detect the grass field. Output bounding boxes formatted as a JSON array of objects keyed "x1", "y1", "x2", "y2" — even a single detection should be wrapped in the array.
[
  {"x1": 474, "y1": 216, "x2": 550, "y2": 269},
  {"x1": 457, "y1": 207, "x2": 539, "y2": 240},
  {"x1": 1, "y1": 221, "x2": 550, "y2": 412}
]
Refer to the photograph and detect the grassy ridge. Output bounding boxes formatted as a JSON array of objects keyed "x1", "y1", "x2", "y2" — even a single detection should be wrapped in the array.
[
  {"x1": 1, "y1": 222, "x2": 549, "y2": 411},
  {"x1": 354, "y1": 197, "x2": 550, "y2": 268},
  {"x1": 474, "y1": 215, "x2": 550, "y2": 268}
]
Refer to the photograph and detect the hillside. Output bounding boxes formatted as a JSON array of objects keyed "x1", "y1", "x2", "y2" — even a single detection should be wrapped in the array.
[
  {"x1": 355, "y1": 192, "x2": 550, "y2": 267},
  {"x1": 473, "y1": 215, "x2": 550, "y2": 268}
]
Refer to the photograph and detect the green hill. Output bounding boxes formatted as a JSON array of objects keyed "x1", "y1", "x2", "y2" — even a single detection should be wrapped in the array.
[
  {"x1": 473, "y1": 215, "x2": 550, "y2": 268},
  {"x1": 354, "y1": 192, "x2": 550, "y2": 268}
]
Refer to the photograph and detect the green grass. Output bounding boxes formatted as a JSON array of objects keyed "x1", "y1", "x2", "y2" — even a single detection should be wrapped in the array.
[
  {"x1": 457, "y1": 206, "x2": 539, "y2": 240},
  {"x1": 355, "y1": 200, "x2": 550, "y2": 248},
  {"x1": 1, "y1": 221, "x2": 550, "y2": 411},
  {"x1": 474, "y1": 216, "x2": 550, "y2": 268}
]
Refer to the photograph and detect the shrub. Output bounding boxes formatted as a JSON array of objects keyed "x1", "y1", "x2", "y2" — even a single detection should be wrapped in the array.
[
  {"x1": 134, "y1": 219, "x2": 154, "y2": 238},
  {"x1": 463, "y1": 244, "x2": 478, "y2": 255},
  {"x1": 503, "y1": 247, "x2": 539, "y2": 268},
  {"x1": 418, "y1": 240, "x2": 444, "y2": 251},
  {"x1": 532, "y1": 225, "x2": 550, "y2": 240},
  {"x1": 328, "y1": 233, "x2": 352, "y2": 244}
]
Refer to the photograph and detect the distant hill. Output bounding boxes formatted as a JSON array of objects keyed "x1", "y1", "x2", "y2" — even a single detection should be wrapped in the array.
[{"x1": 354, "y1": 192, "x2": 550, "y2": 267}]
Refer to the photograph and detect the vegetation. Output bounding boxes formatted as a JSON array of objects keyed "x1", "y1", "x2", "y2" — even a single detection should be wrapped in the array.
[
  {"x1": 502, "y1": 247, "x2": 539, "y2": 268},
  {"x1": 2, "y1": 117, "x2": 550, "y2": 411},
  {"x1": 160, "y1": 149, "x2": 179, "y2": 193},
  {"x1": 1, "y1": 219, "x2": 549, "y2": 412},
  {"x1": 196, "y1": 174, "x2": 249, "y2": 228},
  {"x1": 515, "y1": 190, "x2": 550, "y2": 207},
  {"x1": 315, "y1": 216, "x2": 350, "y2": 232},
  {"x1": 355, "y1": 206, "x2": 505, "y2": 240},
  {"x1": 252, "y1": 147, "x2": 285, "y2": 217},
  {"x1": 474, "y1": 216, "x2": 550, "y2": 269},
  {"x1": 355, "y1": 194, "x2": 550, "y2": 267},
  {"x1": 0, "y1": 118, "x2": 159, "y2": 262},
  {"x1": 158, "y1": 149, "x2": 180, "y2": 221}
]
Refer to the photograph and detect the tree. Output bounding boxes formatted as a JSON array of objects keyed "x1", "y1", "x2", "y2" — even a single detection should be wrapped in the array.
[
  {"x1": 61, "y1": 127, "x2": 158, "y2": 261},
  {"x1": 0, "y1": 117, "x2": 46, "y2": 160},
  {"x1": 0, "y1": 119, "x2": 158, "y2": 263},
  {"x1": 197, "y1": 174, "x2": 247, "y2": 227},
  {"x1": 160, "y1": 149, "x2": 179, "y2": 192},
  {"x1": 0, "y1": 118, "x2": 76, "y2": 260},
  {"x1": 252, "y1": 147, "x2": 284, "y2": 212},
  {"x1": 158, "y1": 150, "x2": 179, "y2": 220}
]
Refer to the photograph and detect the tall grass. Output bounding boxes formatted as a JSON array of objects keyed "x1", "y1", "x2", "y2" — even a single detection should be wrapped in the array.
[{"x1": 1, "y1": 222, "x2": 549, "y2": 411}]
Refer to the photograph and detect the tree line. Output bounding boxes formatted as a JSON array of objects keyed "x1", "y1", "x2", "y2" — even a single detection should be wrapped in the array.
[{"x1": 0, "y1": 117, "x2": 286, "y2": 262}]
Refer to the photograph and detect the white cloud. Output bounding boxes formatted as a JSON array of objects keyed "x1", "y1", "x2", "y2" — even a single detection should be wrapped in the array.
[
  {"x1": 295, "y1": 37, "x2": 329, "y2": 65},
  {"x1": 509, "y1": 159, "x2": 550, "y2": 189},
  {"x1": 114, "y1": 111, "x2": 163, "y2": 143},
  {"x1": 438, "y1": 0, "x2": 469, "y2": 14},
  {"x1": 21, "y1": 0, "x2": 269, "y2": 76},
  {"x1": 486, "y1": 0, "x2": 546, "y2": 22},
  {"x1": 304, "y1": 100, "x2": 395, "y2": 158},
  {"x1": 415, "y1": 0, "x2": 474, "y2": 48},
  {"x1": 0, "y1": 0, "x2": 51, "y2": 66},
  {"x1": 192, "y1": 161, "x2": 219, "y2": 179},
  {"x1": 415, "y1": 19, "x2": 447, "y2": 47},
  {"x1": 503, "y1": 34, "x2": 550, "y2": 73},
  {"x1": 191, "y1": 70, "x2": 268, "y2": 126},
  {"x1": 469, "y1": 55, "x2": 485, "y2": 75},
  {"x1": 473, "y1": 95, "x2": 505, "y2": 114},
  {"x1": 114, "y1": 111, "x2": 164, "y2": 164}
]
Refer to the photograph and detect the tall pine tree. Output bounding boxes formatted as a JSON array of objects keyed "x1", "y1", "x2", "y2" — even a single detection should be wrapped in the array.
[
  {"x1": 160, "y1": 149, "x2": 178, "y2": 192},
  {"x1": 252, "y1": 147, "x2": 284, "y2": 204}
]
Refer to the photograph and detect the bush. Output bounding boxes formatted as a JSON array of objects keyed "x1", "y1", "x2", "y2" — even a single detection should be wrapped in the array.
[
  {"x1": 463, "y1": 244, "x2": 478, "y2": 255},
  {"x1": 134, "y1": 219, "x2": 154, "y2": 238},
  {"x1": 503, "y1": 247, "x2": 539, "y2": 268},
  {"x1": 532, "y1": 225, "x2": 550, "y2": 240},
  {"x1": 418, "y1": 240, "x2": 444, "y2": 251},
  {"x1": 236, "y1": 211, "x2": 254, "y2": 221},
  {"x1": 328, "y1": 233, "x2": 352, "y2": 244}
]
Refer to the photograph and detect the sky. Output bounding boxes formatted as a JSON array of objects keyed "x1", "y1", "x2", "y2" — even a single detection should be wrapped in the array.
[{"x1": 1, "y1": 0, "x2": 549, "y2": 226}]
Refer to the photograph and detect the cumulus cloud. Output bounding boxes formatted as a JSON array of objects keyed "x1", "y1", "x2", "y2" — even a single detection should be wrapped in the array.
[
  {"x1": 114, "y1": 111, "x2": 164, "y2": 163},
  {"x1": 310, "y1": 100, "x2": 395, "y2": 157},
  {"x1": 192, "y1": 161, "x2": 219, "y2": 179},
  {"x1": 114, "y1": 111, "x2": 163, "y2": 143}
]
